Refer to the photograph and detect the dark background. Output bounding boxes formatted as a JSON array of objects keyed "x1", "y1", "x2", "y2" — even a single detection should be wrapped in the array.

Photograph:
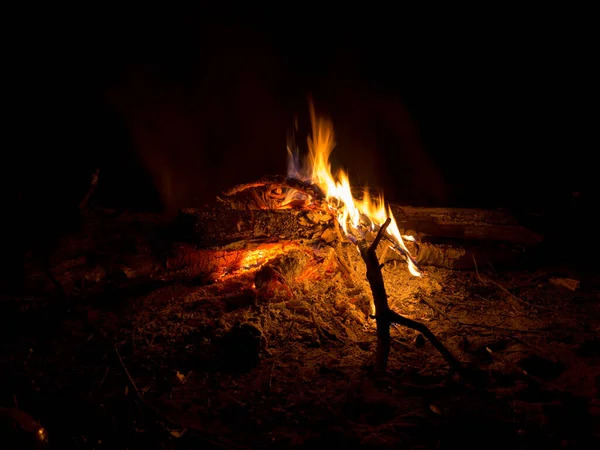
[{"x1": 27, "y1": 6, "x2": 595, "y2": 220}]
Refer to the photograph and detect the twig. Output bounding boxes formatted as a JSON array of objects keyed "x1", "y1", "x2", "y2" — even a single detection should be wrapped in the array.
[
  {"x1": 79, "y1": 168, "x2": 100, "y2": 210},
  {"x1": 472, "y1": 254, "x2": 487, "y2": 285},
  {"x1": 484, "y1": 254, "x2": 496, "y2": 273},
  {"x1": 358, "y1": 218, "x2": 468, "y2": 379},
  {"x1": 98, "y1": 364, "x2": 110, "y2": 390},
  {"x1": 113, "y1": 344, "x2": 149, "y2": 408}
]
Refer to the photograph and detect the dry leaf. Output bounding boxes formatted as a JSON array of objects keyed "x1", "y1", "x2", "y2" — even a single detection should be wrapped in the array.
[
  {"x1": 429, "y1": 404, "x2": 442, "y2": 415},
  {"x1": 549, "y1": 277, "x2": 580, "y2": 291},
  {"x1": 175, "y1": 370, "x2": 187, "y2": 384},
  {"x1": 167, "y1": 427, "x2": 187, "y2": 438}
]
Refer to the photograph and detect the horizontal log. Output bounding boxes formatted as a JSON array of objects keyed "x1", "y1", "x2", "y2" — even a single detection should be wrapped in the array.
[
  {"x1": 390, "y1": 205, "x2": 543, "y2": 246},
  {"x1": 174, "y1": 207, "x2": 330, "y2": 247}
]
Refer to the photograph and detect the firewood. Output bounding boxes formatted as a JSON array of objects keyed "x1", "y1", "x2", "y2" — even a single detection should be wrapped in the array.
[
  {"x1": 388, "y1": 239, "x2": 529, "y2": 270},
  {"x1": 390, "y1": 205, "x2": 542, "y2": 245},
  {"x1": 174, "y1": 207, "x2": 329, "y2": 247}
]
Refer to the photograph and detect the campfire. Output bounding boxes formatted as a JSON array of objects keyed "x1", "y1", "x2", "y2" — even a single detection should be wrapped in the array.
[
  {"x1": 211, "y1": 101, "x2": 470, "y2": 374},
  {"x1": 18, "y1": 102, "x2": 598, "y2": 448}
]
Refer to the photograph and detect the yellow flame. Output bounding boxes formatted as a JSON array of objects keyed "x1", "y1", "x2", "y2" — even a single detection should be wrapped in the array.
[{"x1": 291, "y1": 102, "x2": 422, "y2": 277}]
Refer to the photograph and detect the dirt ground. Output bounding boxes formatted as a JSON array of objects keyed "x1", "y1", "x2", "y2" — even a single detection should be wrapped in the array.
[{"x1": 7, "y1": 214, "x2": 600, "y2": 449}]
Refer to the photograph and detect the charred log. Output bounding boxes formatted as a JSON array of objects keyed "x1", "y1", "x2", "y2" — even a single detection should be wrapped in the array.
[
  {"x1": 390, "y1": 205, "x2": 543, "y2": 246},
  {"x1": 174, "y1": 207, "x2": 330, "y2": 247}
]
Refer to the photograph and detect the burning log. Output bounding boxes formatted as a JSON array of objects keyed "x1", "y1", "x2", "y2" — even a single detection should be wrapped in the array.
[
  {"x1": 389, "y1": 205, "x2": 543, "y2": 246},
  {"x1": 174, "y1": 206, "x2": 331, "y2": 247},
  {"x1": 219, "y1": 175, "x2": 326, "y2": 210}
]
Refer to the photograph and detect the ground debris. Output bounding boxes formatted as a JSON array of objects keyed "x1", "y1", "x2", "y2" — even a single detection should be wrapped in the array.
[{"x1": 12, "y1": 212, "x2": 600, "y2": 449}]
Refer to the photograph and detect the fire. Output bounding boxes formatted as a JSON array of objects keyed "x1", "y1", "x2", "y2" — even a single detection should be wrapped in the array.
[
  {"x1": 286, "y1": 103, "x2": 422, "y2": 277},
  {"x1": 239, "y1": 244, "x2": 294, "y2": 270}
]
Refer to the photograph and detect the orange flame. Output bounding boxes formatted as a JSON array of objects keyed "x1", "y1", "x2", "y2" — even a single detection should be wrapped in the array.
[{"x1": 287, "y1": 102, "x2": 422, "y2": 277}]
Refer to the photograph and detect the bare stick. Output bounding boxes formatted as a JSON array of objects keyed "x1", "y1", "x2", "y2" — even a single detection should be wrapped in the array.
[
  {"x1": 472, "y1": 254, "x2": 487, "y2": 285},
  {"x1": 79, "y1": 168, "x2": 100, "y2": 210},
  {"x1": 358, "y1": 218, "x2": 464, "y2": 376}
]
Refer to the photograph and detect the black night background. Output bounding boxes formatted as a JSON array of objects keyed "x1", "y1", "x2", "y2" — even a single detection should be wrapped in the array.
[{"x1": 29, "y1": 7, "x2": 595, "y2": 215}]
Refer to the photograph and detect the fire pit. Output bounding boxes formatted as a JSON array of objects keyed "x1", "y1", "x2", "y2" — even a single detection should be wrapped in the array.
[{"x1": 15, "y1": 106, "x2": 600, "y2": 448}]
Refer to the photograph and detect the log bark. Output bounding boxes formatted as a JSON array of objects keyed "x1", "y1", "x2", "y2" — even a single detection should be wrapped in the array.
[
  {"x1": 390, "y1": 205, "x2": 543, "y2": 245},
  {"x1": 174, "y1": 207, "x2": 330, "y2": 247},
  {"x1": 382, "y1": 238, "x2": 529, "y2": 270}
]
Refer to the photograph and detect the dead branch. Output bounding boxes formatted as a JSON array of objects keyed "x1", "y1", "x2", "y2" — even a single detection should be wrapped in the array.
[
  {"x1": 358, "y1": 218, "x2": 466, "y2": 377},
  {"x1": 79, "y1": 168, "x2": 100, "y2": 210}
]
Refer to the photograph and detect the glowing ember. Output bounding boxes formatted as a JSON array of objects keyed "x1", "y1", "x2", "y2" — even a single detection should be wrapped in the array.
[
  {"x1": 211, "y1": 244, "x2": 300, "y2": 282},
  {"x1": 285, "y1": 102, "x2": 422, "y2": 277},
  {"x1": 239, "y1": 245, "x2": 293, "y2": 270}
]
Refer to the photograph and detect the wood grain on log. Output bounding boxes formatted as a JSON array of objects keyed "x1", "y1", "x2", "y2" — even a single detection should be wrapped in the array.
[
  {"x1": 175, "y1": 207, "x2": 330, "y2": 247},
  {"x1": 390, "y1": 205, "x2": 543, "y2": 245}
]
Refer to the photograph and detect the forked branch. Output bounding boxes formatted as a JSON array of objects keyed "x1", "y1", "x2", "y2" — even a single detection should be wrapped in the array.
[{"x1": 358, "y1": 218, "x2": 466, "y2": 377}]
